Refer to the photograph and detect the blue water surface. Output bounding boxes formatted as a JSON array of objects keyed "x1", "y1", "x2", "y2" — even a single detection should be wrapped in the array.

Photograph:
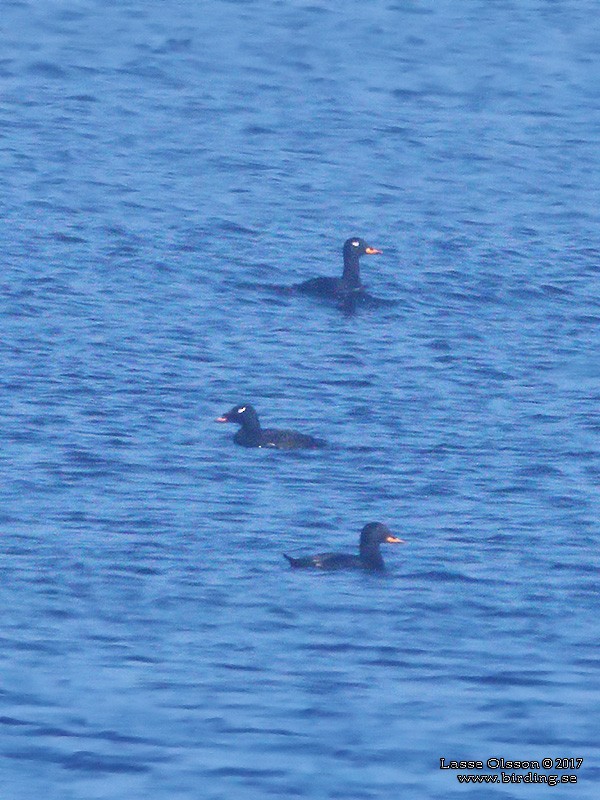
[{"x1": 1, "y1": 1, "x2": 600, "y2": 798}]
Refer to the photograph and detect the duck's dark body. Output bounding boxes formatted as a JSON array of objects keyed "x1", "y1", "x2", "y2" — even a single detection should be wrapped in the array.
[
  {"x1": 216, "y1": 404, "x2": 326, "y2": 450},
  {"x1": 284, "y1": 552, "x2": 366, "y2": 570},
  {"x1": 233, "y1": 426, "x2": 325, "y2": 450},
  {"x1": 296, "y1": 275, "x2": 348, "y2": 298},
  {"x1": 284, "y1": 523, "x2": 404, "y2": 572}
]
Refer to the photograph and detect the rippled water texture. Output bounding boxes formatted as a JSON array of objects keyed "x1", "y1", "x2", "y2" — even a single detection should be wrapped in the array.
[{"x1": 1, "y1": 1, "x2": 600, "y2": 797}]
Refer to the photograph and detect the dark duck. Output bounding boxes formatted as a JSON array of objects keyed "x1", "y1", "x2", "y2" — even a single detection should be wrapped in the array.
[
  {"x1": 216, "y1": 404, "x2": 326, "y2": 449},
  {"x1": 284, "y1": 522, "x2": 404, "y2": 571},
  {"x1": 295, "y1": 237, "x2": 382, "y2": 303}
]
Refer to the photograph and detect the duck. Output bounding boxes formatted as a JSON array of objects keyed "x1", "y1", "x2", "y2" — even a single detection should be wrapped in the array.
[
  {"x1": 284, "y1": 522, "x2": 404, "y2": 571},
  {"x1": 215, "y1": 403, "x2": 326, "y2": 449},
  {"x1": 295, "y1": 237, "x2": 382, "y2": 299}
]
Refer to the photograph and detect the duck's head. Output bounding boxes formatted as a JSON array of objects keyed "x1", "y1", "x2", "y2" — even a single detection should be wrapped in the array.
[
  {"x1": 360, "y1": 522, "x2": 405, "y2": 547},
  {"x1": 215, "y1": 404, "x2": 258, "y2": 426},
  {"x1": 343, "y1": 237, "x2": 382, "y2": 260}
]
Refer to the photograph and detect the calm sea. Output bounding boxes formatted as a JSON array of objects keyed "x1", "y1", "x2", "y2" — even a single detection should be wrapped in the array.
[{"x1": 1, "y1": 1, "x2": 599, "y2": 798}]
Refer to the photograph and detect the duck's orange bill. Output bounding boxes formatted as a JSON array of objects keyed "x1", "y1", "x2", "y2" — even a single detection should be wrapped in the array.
[
  {"x1": 385, "y1": 535, "x2": 406, "y2": 543},
  {"x1": 365, "y1": 247, "x2": 382, "y2": 255},
  {"x1": 215, "y1": 416, "x2": 228, "y2": 423}
]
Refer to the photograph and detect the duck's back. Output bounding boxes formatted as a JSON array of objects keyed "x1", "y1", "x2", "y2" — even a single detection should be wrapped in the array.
[
  {"x1": 259, "y1": 428, "x2": 326, "y2": 450},
  {"x1": 284, "y1": 552, "x2": 362, "y2": 569},
  {"x1": 295, "y1": 276, "x2": 344, "y2": 298}
]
